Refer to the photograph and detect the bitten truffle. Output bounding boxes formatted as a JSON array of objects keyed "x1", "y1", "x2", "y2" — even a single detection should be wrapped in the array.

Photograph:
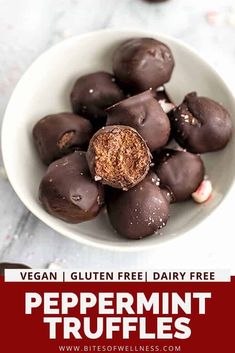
[
  {"x1": 171, "y1": 92, "x2": 232, "y2": 153},
  {"x1": 33, "y1": 112, "x2": 93, "y2": 165},
  {"x1": 39, "y1": 151, "x2": 104, "y2": 223},
  {"x1": 106, "y1": 172, "x2": 169, "y2": 239},
  {"x1": 106, "y1": 90, "x2": 171, "y2": 151},
  {"x1": 0, "y1": 263, "x2": 30, "y2": 276},
  {"x1": 113, "y1": 38, "x2": 174, "y2": 93},
  {"x1": 87, "y1": 125, "x2": 151, "y2": 190},
  {"x1": 153, "y1": 149, "x2": 205, "y2": 202},
  {"x1": 70, "y1": 71, "x2": 125, "y2": 129}
]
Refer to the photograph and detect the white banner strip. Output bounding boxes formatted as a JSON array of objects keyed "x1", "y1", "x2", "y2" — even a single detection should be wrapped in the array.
[{"x1": 3, "y1": 269, "x2": 231, "y2": 282}]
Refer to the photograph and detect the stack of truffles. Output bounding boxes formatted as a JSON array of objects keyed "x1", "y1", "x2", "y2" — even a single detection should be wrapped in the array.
[{"x1": 33, "y1": 37, "x2": 232, "y2": 239}]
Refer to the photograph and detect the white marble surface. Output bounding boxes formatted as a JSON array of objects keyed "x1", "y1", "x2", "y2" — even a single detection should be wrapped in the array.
[{"x1": 0, "y1": 0, "x2": 235, "y2": 270}]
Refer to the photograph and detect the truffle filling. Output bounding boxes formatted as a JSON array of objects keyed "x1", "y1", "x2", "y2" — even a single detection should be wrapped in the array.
[
  {"x1": 92, "y1": 128, "x2": 150, "y2": 188},
  {"x1": 58, "y1": 131, "x2": 75, "y2": 150}
]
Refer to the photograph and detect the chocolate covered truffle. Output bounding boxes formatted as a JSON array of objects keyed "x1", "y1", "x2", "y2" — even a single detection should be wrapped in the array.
[
  {"x1": 153, "y1": 149, "x2": 205, "y2": 202},
  {"x1": 106, "y1": 172, "x2": 169, "y2": 239},
  {"x1": 0, "y1": 263, "x2": 30, "y2": 276},
  {"x1": 113, "y1": 38, "x2": 174, "y2": 93},
  {"x1": 39, "y1": 151, "x2": 104, "y2": 223},
  {"x1": 87, "y1": 125, "x2": 151, "y2": 190},
  {"x1": 106, "y1": 90, "x2": 171, "y2": 151},
  {"x1": 70, "y1": 71, "x2": 125, "y2": 129},
  {"x1": 33, "y1": 113, "x2": 93, "y2": 165},
  {"x1": 171, "y1": 92, "x2": 232, "y2": 153}
]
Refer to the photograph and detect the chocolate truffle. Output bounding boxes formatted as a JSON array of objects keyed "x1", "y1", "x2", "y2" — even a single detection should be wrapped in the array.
[
  {"x1": 87, "y1": 125, "x2": 151, "y2": 190},
  {"x1": 171, "y1": 92, "x2": 232, "y2": 153},
  {"x1": 39, "y1": 151, "x2": 104, "y2": 223},
  {"x1": 0, "y1": 263, "x2": 30, "y2": 276},
  {"x1": 106, "y1": 90, "x2": 171, "y2": 151},
  {"x1": 153, "y1": 149, "x2": 205, "y2": 202},
  {"x1": 106, "y1": 172, "x2": 169, "y2": 239},
  {"x1": 70, "y1": 71, "x2": 125, "y2": 129},
  {"x1": 33, "y1": 113, "x2": 93, "y2": 165},
  {"x1": 113, "y1": 38, "x2": 174, "y2": 93}
]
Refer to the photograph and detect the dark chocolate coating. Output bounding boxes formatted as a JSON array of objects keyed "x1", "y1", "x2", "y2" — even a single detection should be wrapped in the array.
[
  {"x1": 39, "y1": 151, "x2": 104, "y2": 223},
  {"x1": 33, "y1": 113, "x2": 93, "y2": 165},
  {"x1": 171, "y1": 92, "x2": 232, "y2": 153},
  {"x1": 70, "y1": 71, "x2": 125, "y2": 130},
  {"x1": 106, "y1": 90, "x2": 171, "y2": 151},
  {"x1": 153, "y1": 149, "x2": 205, "y2": 202},
  {"x1": 0, "y1": 263, "x2": 30, "y2": 276},
  {"x1": 87, "y1": 125, "x2": 151, "y2": 190},
  {"x1": 113, "y1": 38, "x2": 174, "y2": 93},
  {"x1": 106, "y1": 172, "x2": 169, "y2": 239}
]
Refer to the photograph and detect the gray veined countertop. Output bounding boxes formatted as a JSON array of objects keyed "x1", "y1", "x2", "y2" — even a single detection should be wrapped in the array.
[{"x1": 0, "y1": 0, "x2": 235, "y2": 270}]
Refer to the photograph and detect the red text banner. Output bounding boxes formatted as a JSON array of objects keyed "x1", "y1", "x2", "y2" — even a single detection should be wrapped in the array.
[{"x1": 0, "y1": 276, "x2": 234, "y2": 353}]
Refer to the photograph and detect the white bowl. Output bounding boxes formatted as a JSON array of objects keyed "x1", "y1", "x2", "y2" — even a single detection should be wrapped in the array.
[{"x1": 2, "y1": 29, "x2": 235, "y2": 251}]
